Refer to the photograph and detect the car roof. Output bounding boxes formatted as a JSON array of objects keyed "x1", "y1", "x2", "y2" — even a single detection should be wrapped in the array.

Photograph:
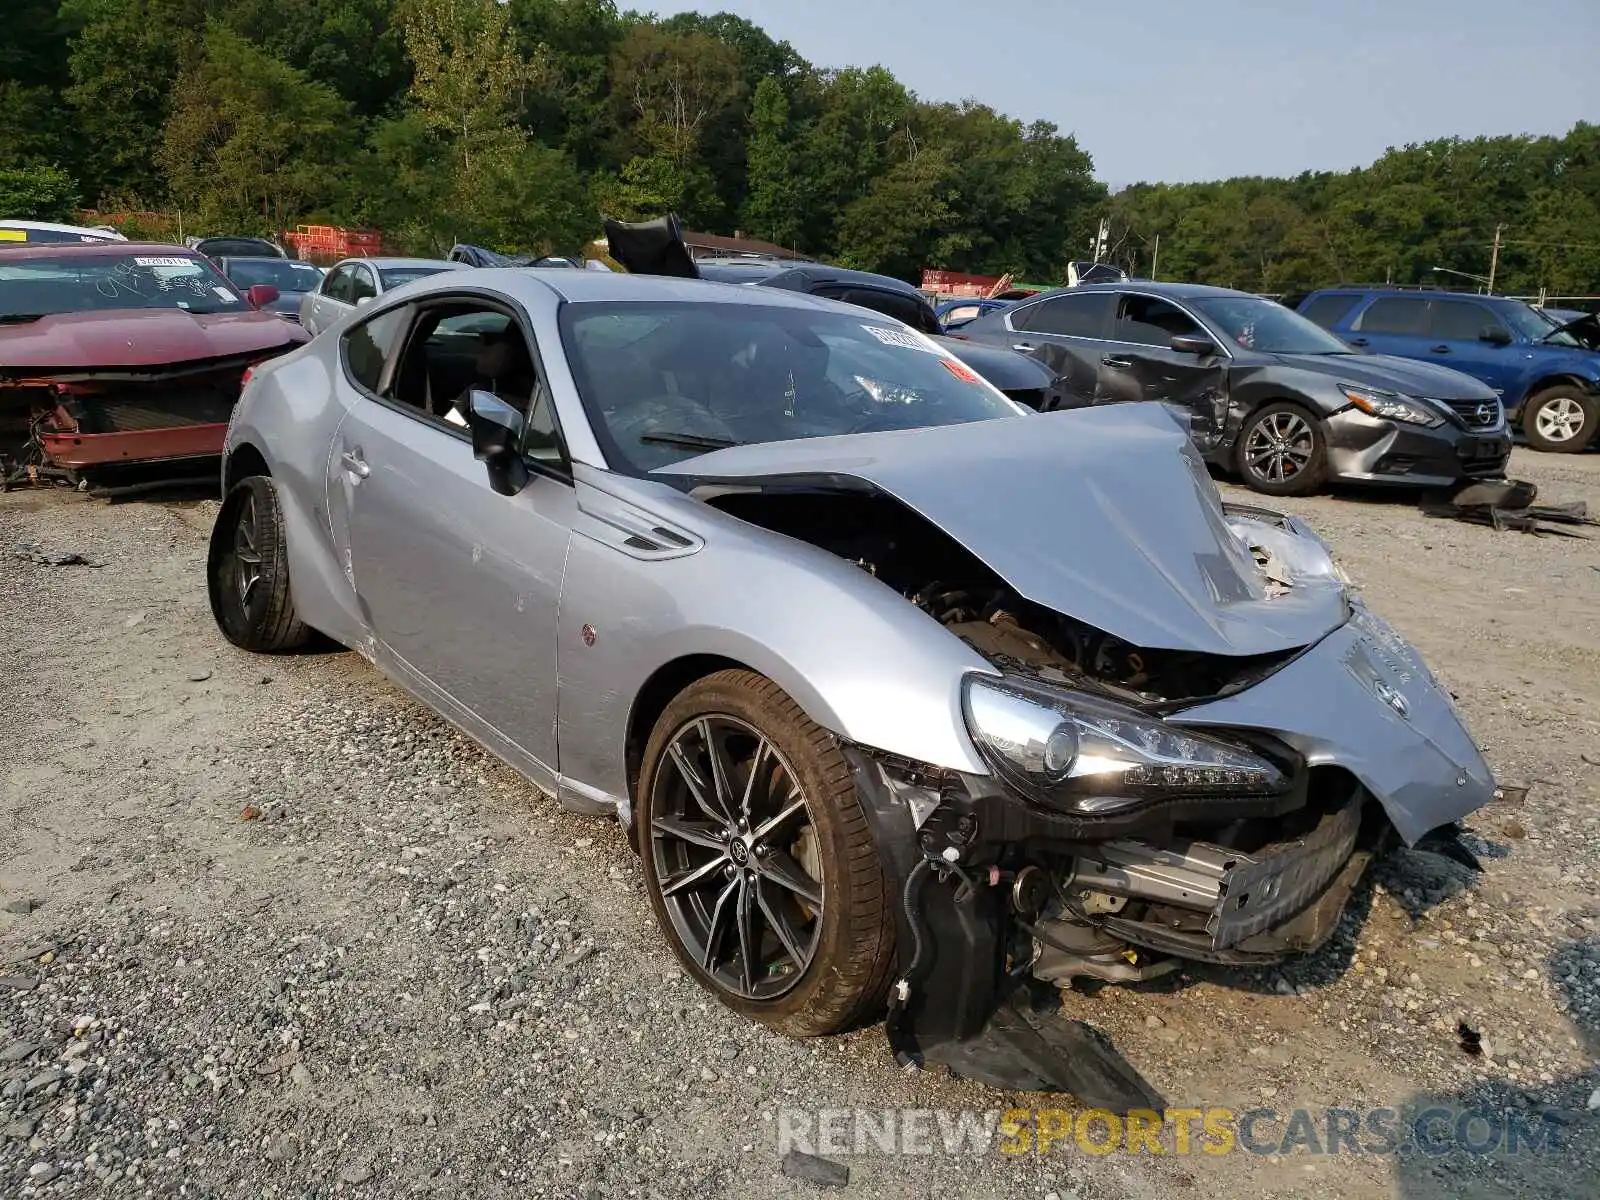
[
  {"x1": 1305, "y1": 286, "x2": 1519, "y2": 306},
  {"x1": 0, "y1": 241, "x2": 201, "y2": 261},
  {"x1": 1019, "y1": 280, "x2": 1255, "y2": 304},
  {"x1": 333, "y1": 257, "x2": 464, "y2": 271},
  {"x1": 434, "y1": 266, "x2": 872, "y2": 315},
  {"x1": 0, "y1": 219, "x2": 125, "y2": 238}
]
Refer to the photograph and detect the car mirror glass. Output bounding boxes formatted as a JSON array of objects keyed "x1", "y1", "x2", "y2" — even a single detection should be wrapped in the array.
[
  {"x1": 1169, "y1": 333, "x2": 1217, "y2": 356},
  {"x1": 465, "y1": 389, "x2": 529, "y2": 496}
]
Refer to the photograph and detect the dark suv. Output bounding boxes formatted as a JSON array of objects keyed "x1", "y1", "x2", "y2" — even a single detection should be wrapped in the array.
[
  {"x1": 1297, "y1": 288, "x2": 1600, "y2": 453},
  {"x1": 958, "y1": 282, "x2": 1510, "y2": 495}
]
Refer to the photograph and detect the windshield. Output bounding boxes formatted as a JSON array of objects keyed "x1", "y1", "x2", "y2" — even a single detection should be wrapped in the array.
[
  {"x1": 561, "y1": 301, "x2": 1023, "y2": 472},
  {"x1": 0, "y1": 252, "x2": 246, "y2": 317},
  {"x1": 1194, "y1": 295, "x2": 1354, "y2": 354},
  {"x1": 1501, "y1": 300, "x2": 1579, "y2": 347},
  {"x1": 225, "y1": 259, "x2": 323, "y2": 292},
  {"x1": 379, "y1": 265, "x2": 451, "y2": 289}
]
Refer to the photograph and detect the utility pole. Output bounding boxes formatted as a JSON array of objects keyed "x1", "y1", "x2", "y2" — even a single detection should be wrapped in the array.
[
  {"x1": 1487, "y1": 223, "x2": 1504, "y2": 294},
  {"x1": 1150, "y1": 233, "x2": 1160, "y2": 281}
]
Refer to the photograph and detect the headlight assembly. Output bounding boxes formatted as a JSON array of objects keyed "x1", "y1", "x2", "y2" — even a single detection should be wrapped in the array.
[
  {"x1": 1340, "y1": 382, "x2": 1444, "y2": 428},
  {"x1": 962, "y1": 675, "x2": 1287, "y2": 813}
]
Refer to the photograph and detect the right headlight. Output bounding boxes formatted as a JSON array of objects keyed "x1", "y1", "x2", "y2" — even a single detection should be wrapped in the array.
[
  {"x1": 1340, "y1": 382, "x2": 1444, "y2": 428},
  {"x1": 962, "y1": 675, "x2": 1288, "y2": 814}
]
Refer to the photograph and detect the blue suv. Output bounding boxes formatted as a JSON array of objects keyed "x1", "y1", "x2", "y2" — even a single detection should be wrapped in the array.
[{"x1": 1297, "y1": 289, "x2": 1600, "y2": 452}]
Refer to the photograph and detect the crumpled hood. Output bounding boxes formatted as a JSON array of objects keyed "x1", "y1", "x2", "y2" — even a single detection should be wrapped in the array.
[
  {"x1": 0, "y1": 308, "x2": 302, "y2": 370},
  {"x1": 657, "y1": 405, "x2": 1348, "y2": 657},
  {"x1": 1272, "y1": 352, "x2": 1499, "y2": 400}
]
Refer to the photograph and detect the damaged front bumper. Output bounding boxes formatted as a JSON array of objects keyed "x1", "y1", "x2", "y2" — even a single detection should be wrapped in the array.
[
  {"x1": 1, "y1": 359, "x2": 256, "y2": 481},
  {"x1": 1323, "y1": 406, "x2": 1511, "y2": 487},
  {"x1": 849, "y1": 602, "x2": 1494, "y2": 1109}
]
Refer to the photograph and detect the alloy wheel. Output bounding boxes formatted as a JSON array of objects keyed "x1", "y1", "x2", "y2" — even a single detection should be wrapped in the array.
[
  {"x1": 1244, "y1": 411, "x2": 1315, "y2": 483},
  {"x1": 233, "y1": 491, "x2": 263, "y2": 606},
  {"x1": 1534, "y1": 395, "x2": 1586, "y2": 444},
  {"x1": 649, "y1": 715, "x2": 824, "y2": 1000}
]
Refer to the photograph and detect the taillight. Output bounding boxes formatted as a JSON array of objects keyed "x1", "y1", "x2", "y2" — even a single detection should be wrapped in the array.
[{"x1": 241, "y1": 366, "x2": 255, "y2": 388}]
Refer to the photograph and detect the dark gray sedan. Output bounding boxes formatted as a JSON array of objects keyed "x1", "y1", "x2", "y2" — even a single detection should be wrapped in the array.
[{"x1": 959, "y1": 282, "x2": 1512, "y2": 495}]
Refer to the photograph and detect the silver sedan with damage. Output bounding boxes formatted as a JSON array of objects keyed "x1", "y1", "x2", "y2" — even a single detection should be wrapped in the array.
[{"x1": 208, "y1": 269, "x2": 1496, "y2": 1108}]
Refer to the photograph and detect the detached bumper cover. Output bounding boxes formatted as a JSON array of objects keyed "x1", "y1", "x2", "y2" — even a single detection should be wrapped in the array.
[
  {"x1": 1170, "y1": 605, "x2": 1495, "y2": 845},
  {"x1": 1323, "y1": 408, "x2": 1510, "y2": 485}
]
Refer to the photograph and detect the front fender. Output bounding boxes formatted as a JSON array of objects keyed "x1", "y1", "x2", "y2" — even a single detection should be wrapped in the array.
[{"x1": 553, "y1": 497, "x2": 993, "y2": 805}]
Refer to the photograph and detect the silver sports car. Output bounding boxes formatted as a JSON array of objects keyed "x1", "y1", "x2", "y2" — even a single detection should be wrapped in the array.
[{"x1": 208, "y1": 268, "x2": 1495, "y2": 1107}]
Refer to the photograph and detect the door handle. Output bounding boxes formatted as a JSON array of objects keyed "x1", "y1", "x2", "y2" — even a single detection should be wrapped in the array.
[
  {"x1": 1429, "y1": 344, "x2": 1450, "y2": 353},
  {"x1": 340, "y1": 450, "x2": 370, "y2": 479},
  {"x1": 1102, "y1": 355, "x2": 1135, "y2": 369},
  {"x1": 1011, "y1": 343, "x2": 1035, "y2": 352},
  {"x1": 1346, "y1": 337, "x2": 1369, "y2": 347}
]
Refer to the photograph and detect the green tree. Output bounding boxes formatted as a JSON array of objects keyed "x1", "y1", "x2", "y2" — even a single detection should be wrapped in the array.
[
  {"x1": 160, "y1": 23, "x2": 352, "y2": 234},
  {"x1": 0, "y1": 164, "x2": 81, "y2": 221},
  {"x1": 393, "y1": 0, "x2": 593, "y2": 253},
  {"x1": 62, "y1": 0, "x2": 206, "y2": 203},
  {"x1": 739, "y1": 77, "x2": 800, "y2": 247},
  {"x1": 213, "y1": 0, "x2": 410, "y2": 118},
  {"x1": 607, "y1": 24, "x2": 743, "y2": 224}
]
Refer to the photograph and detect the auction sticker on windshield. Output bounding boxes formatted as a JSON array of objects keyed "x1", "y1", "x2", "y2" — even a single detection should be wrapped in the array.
[
  {"x1": 134, "y1": 256, "x2": 195, "y2": 267},
  {"x1": 863, "y1": 325, "x2": 942, "y2": 354}
]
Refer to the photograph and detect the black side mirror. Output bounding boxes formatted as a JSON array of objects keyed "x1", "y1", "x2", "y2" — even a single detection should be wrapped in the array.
[
  {"x1": 1170, "y1": 332, "x2": 1217, "y2": 356},
  {"x1": 1479, "y1": 326, "x2": 1512, "y2": 346},
  {"x1": 465, "y1": 389, "x2": 529, "y2": 496}
]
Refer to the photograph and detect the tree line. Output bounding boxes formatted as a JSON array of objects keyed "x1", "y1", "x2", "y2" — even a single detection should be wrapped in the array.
[{"x1": 1, "y1": 0, "x2": 1596, "y2": 294}]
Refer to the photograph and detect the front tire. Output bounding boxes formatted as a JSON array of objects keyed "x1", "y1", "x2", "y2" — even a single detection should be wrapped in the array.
[
  {"x1": 637, "y1": 670, "x2": 896, "y2": 1037},
  {"x1": 207, "y1": 475, "x2": 311, "y2": 653},
  {"x1": 1236, "y1": 401, "x2": 1329, "y2": 496},
  {"x1": 1522, "y1": 385, "x2": 1598, "y2": 453}
]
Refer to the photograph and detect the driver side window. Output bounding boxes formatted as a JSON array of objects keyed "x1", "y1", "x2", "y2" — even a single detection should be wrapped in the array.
[
  {"x1": 386, "y1": 301, "x2": 567, "y2": 468},
  {"x1": 1113, "y1": 294, "x2": 1202, "y2": 346}
]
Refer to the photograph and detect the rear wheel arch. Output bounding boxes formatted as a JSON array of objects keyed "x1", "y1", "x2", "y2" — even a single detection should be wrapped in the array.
[{"x1": 224, "y1": 441, "x2": 271, "y2": 492}]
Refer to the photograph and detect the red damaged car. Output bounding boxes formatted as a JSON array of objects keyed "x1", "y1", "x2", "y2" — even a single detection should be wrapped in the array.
[{"x1": 1, "y1": 242, "x2": 307, "y2": 490}]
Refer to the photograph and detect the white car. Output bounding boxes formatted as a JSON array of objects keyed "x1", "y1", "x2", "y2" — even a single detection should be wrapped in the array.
[
  {"x1": 0, "y1": 220, "x2": 126, "y2": 245},
  {"x1": 298, "y1": 256, "x2": 465, "y2": 335}
]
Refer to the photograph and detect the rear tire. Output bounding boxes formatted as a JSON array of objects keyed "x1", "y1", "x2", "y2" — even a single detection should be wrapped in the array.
[
  {"x1": 636, "y1": 670, "x2": 896, "y2": 1037},
  {"x1": 1521, "y1": 385, "x2": 1598, "y2": 453},
  {"x1": 1235, "y1": 401, "x2": 1329, "y2": 496},
  {"x1": 208, "y1": 475, "x2": 311, "y2": 653}
]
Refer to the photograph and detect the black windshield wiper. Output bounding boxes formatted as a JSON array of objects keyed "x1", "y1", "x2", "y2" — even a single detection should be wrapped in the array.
[
  {"x1": 640, "y1": 431, "x2": 742, "y2": 451},
  {"x1": 0, "y1": 313, "x2": 45, "y2": 324}
]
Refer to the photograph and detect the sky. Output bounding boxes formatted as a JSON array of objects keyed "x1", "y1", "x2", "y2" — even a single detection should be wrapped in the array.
[{"x1": 649, "y1": 0, "x2": 1599, "y2": 188}]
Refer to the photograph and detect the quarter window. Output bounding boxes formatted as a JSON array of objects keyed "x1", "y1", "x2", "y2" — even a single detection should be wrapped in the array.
[
  {"x1": 1300, "y1": 294, "x2": 1360, "y2": 329},
  {"x1": 1112, "y1": 294, "x2": 1203, "y2": 346},
  {"x1": 1356, "y1": 297, "x2": 1428, "y2": 335},
  {"x1": 1010, "y1": 292, "x2": 1112, "y2": 338},
  {"x1": 342, "y1": 308, "x2": 407, "y2": 393}
]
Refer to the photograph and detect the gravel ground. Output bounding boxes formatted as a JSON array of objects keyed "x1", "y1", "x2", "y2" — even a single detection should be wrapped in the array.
[{"x1": 1, "y1": 448, "x2": 1598, "y2": 1199}]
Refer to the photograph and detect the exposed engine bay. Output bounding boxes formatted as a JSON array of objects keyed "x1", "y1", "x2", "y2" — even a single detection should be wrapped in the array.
[{"x1": 704, "y1": 486, "x2": 1314, "y2": 708}]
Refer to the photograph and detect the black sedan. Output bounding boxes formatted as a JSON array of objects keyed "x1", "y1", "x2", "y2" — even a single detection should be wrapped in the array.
[
  {"x1": 216, "y1": 257, "x2": 326, "y2": 325},
  {"x1": 957, "y1": 282, "x2": 1512, "y2": 495}
]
